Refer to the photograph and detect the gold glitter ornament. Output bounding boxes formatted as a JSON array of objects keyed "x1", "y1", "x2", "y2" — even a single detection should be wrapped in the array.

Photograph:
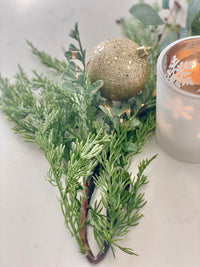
[{"x1": 86, "y1": 38, "x2": 151, "y2": 101}]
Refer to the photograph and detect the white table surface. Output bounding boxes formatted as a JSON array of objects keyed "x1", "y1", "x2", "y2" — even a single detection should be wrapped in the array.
[{"x1": 0, "y1": 0, "x2": 200, "y2": 266}]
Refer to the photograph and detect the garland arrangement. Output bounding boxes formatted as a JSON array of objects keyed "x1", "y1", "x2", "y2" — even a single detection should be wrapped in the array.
[{"x1": 0, "y1": 0, "x2": 199, "y2": 264}]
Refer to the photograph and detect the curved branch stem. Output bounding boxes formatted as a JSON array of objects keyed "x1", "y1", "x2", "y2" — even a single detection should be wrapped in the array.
[
  {"x1": 85, "y1": 243, "x2": 110, "y2": 264},
  {"x1": 79, "y1": 167, "x2": 110, "y2": 264}
]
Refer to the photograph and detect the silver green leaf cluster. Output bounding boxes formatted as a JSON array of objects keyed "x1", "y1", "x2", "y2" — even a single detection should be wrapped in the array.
[
  {"x1": 127, "y1": 0, "x2": 200, "y2": 51},
  {"x1": 121, "y1": 0, "x2": 200, "y2": 120}
]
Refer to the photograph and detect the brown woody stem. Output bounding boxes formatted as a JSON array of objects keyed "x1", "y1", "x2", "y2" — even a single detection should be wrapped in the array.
[{"x1": 79, "y1": 173, "x2": 110, "y2": 264}]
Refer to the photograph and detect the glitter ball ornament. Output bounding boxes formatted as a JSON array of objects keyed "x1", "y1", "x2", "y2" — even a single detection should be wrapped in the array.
[{"x1": 86, "y1": 38, "x2": 150, "y2": 101}]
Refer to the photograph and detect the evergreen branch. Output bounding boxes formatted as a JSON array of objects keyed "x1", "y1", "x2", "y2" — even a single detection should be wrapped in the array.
[
  {"x1": 0, "y1": 22, "x2": 157, "y2": 264},
  {"x1": 27, "y1": 40, "x2": 68, "y2": 74}
]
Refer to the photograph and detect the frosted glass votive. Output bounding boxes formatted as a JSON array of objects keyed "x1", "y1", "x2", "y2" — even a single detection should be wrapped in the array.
[{"x1": 156, "y1": 36, "x2": 200, "y2": 163}]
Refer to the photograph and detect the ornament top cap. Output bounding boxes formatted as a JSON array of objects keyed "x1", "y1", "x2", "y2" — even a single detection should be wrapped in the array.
[{"x1": 137, "y1": 46, "x2": 152, "y2": 58}]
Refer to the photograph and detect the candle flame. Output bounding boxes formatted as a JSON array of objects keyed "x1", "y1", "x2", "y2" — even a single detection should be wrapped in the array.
[{"x1": 192, "y1": 60, "x2": 197, "y2": 69}]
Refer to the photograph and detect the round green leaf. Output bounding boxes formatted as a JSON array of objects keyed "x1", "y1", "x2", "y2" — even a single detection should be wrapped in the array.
[
  {"x1": 130, "y1": 3, "x2": 164, "y2": 25},
  {"x1": 89, "y1": 80, "x2": 104, "y2": 95},
  {"x1": 63, "y1": 82, "x2": 79, "y2": 93},
  {"x1": 191, "y1": 11, "x2": 200, "y2": 35},
  {"x1": 69, "y1": 44, "x2": 79, "y2": 51},
  {"x1": 65, "y1": 51, "x2": 82, "y2": 61},
  {"x1": 69, "y1": 61, "x2": 82, "y2": 72},
  {"x1": 162, "y1": 0, "x2": 169, "y2": 9},
  {"x1": 159, "y1": 30, "x2": 177, "y2": 51},
  {"x1": 186, "y1": 0, "x2": 200, "y2": 30}
]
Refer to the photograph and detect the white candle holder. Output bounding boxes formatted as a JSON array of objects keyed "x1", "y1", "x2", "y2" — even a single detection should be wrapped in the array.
[{"x1": 156, "y1": 36, "x2": 200, "y2": 163}]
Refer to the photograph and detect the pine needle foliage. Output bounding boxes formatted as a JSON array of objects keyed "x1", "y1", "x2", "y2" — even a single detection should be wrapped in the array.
[{"x1": 0, "y1": 23, "x2": 156, "y2": 263}]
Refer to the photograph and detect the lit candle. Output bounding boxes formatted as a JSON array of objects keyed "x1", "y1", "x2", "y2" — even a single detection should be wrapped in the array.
[{"x1": 156, "y1": 36, "x2": 200, "y2": 163}]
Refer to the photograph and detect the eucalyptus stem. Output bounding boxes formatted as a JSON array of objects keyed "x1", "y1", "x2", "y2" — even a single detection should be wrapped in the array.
[
  {"x1": 166, "y1": 24, "x2": 175, "y2": 42},
  {"x1": 169, "y1": 9, "x2": 179, "y2": 34}
]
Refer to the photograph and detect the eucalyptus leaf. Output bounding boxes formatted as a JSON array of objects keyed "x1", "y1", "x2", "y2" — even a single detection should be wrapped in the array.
[
  {"x1": 69, "y1": 61, "x2": 82, "y2": 72},
  {"x1": 191, "y1": 10, "x2": 200, "y2": 35},
  {"x1": 130, "y1": 3, "x2": 164, "y2": 25},
  {"x1": 99, "y1": 104, "x2": 112, "y2": 118},
  {"x1": 99, "y1": 103, "x2": 123, "y2": 119},
  {"x1": 162, "y1": 0, "x2": 169, "y2": 9},
  {"x1": 69, "y1": 44, "x2": 79, "y2": 51},
  {"x1": 186, "y1": 0, "x2": 200, "y2": 30},
  {"x1": 65, "y1": 51, "x2": 82, "y2": 61},
  {"x1": 159, "y1": 30, "x2": 177, "y2": 51},
  {"x1": 179, "y1": 27, "x2": 190, "y2": 38},
  {"x1": 159, "y1": 27, "x2": 189, "y2": 51},
  {"x1": 69, "y1": 29, "x2": 78, "y2": 40},
  {"x1": 110, "y1": 106, "x2": 122, "y2": 117},
  {"x1": 75, "y1": 22, "x2": 79, "y2": 36},
  {"x1": 88, "y1": 80, "x2": 104, "y2": 95},
  {"x1": 63, "y1": 71, "x2": 76, "y2": 81},
  {"x1": 65, "y1": 51, "x2": 74, "y2": 60},
  {"x1": 63, "y1": 81, "x2": 79, "y2": 93},
  {"x1": 76, "y1": 72, "x2": 85, "y2": 86}
]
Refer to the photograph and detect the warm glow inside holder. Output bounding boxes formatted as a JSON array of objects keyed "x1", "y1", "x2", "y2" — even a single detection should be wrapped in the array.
[{"x1": 156, "y1": 36, "x2": 200, "y2": 163}]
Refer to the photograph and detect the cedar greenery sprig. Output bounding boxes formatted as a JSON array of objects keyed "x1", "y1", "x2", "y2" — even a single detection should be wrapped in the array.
[{"x1": 0, "y1": 22, "x2": 156, "y2": 264}]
